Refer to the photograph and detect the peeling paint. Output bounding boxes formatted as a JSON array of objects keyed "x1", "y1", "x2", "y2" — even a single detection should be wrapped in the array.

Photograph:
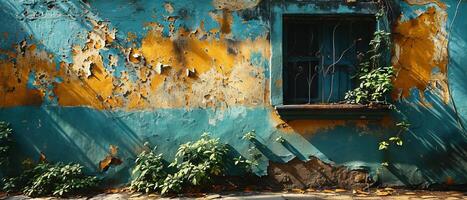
[
  {"x1": 0, "y1": 41, "x2": 53, "y2": 107},
  {"x1": 392, "y1": 6, "x2": 449, "y2": 103},
  {"x1": 137, "y1": 22, "x2": 269, "y2": 108},
  {"x1": 99, "y1": 145, "x2": 123, "y2": 172},
  {"x1": 0, "y1": 0, "x2": 466, "y2": 188},
  {"x1": 212, "y1": 0, "x2": 262, "y2": 11}
]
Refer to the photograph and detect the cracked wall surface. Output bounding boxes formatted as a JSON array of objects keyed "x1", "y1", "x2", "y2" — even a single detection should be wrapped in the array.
[{"x1": 0, "y1": 0, "x2": 466, "y2": 187}]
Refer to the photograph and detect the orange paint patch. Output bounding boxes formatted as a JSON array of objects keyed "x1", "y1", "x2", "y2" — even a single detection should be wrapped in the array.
[
  {"x1": 392, "y1": 6, "x2": 449, "y2": 103},
  {"x1": 126, "y1": 32, "x2": 137, "y2": 43},
  {"x1": 54, "y1": 61, "x2": 117, "y2": 109},
  {"x1": 285, "y1": 120, "x2": 347, "y2": 135},
  {"x1": 99, "y1": 145, "x2": 123, "y2": 172},
  {"x1": 141, "y1": 26, "x2": 236, "y2": 76},
  {"x1": 139, "y1": 23, "x2": 269, "y2": 108},
  {"x1": 269, "y1": 110, "x2": 371, "y2": 136},
  {"x1": 0, "y1": 42, "x2": 55, "y2": 107}
]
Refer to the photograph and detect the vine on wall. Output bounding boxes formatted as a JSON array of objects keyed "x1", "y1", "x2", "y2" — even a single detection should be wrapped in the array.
[{"x1": 344, "y1": 8, "x2": 411, "y2": 166}]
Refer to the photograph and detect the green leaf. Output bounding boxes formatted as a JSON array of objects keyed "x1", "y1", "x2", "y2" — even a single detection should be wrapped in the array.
[{"x1": 378, "y1": 141, "x2": 389, "y2": 150}]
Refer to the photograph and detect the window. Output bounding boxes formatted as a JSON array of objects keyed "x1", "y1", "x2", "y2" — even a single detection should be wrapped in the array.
[
  {"x1": 282, "y1": 15, "x2": 375, "y2": 105},
  {"x1": 269, "y1": 2, "x2": 390, "y2": 119}
]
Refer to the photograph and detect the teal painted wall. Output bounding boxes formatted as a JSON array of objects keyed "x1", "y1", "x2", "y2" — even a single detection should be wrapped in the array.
[{"x1": 0, "y1": 0, "x2": 466, "y2": 187}]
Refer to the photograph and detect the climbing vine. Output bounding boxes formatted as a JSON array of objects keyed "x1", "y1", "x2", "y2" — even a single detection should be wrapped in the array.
[
  {"x1": 344, "y1": 8, "x2": 411, "y2": 166},
  {"x1": 344, "y1": 12, "x2": 393, "y2": 104}
]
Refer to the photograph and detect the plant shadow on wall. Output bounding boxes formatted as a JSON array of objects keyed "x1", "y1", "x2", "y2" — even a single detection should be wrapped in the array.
[{"x1": 0, "y1": 122, "x2": 100, "y2": 198}]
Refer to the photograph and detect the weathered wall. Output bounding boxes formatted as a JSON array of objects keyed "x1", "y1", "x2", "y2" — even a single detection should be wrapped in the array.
[{"x1": 0, "y1": 0, "x2": 466, "y2": 187}]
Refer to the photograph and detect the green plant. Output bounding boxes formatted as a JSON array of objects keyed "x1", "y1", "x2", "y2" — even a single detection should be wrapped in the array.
[
  {"x1": 161, "y1": 133, "x2": 229, "y2": 195},
  {"x1": 236, "y1": 131, "x2": 265, "y2": 173},
  {"x1": 130, "y1": 146, "x2": 167, "y2": 193},
  {"x1": 345, "y1": 30, "x2": 393, "y2": 104},
  {"x1": 3, "y1": 162, "x2": 98, "y2": 197},
  {"x1": 378, "y1": 121, "x2": 410, "y2": 152},
  {"x1": 232, "y1": 146, "x2": 262, "y2": 174},
  {"x1": 241, "y1": 131, "x2": 256, "y2": 141},
  {"x1": 341, "y1": 9, "x2": 411, "y2": 167},
  {"x1": 0, "y1": 121, "x2": 13, "y2": 167},
  {"x1": 345, "y1": 9, "x2": 394, "y2": 105}
]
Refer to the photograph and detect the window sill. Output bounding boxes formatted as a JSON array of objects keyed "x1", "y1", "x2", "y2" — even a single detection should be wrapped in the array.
[{"x1": 275, "y1": 104, "x2": 390, "y2": 120}]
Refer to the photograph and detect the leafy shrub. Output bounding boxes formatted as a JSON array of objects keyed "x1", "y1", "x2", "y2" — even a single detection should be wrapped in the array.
[
  {"x1": 130, "y1": 146, "x2": 167, "y2": 193},
  {"x1": 3, "y1": 162, "x2": 98, "y2": 197},
  {"x1": 130, "y1": 133, "x2": 230, "y2": 195},
  {"x1": 162, "y1": 133, "x2": 229, "y2": 194},
  {"x1": 0, "y1": 121, "x2": 13, "y2": 167}
]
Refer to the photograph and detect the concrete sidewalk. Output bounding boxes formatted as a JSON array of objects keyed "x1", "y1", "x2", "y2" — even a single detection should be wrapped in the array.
[{"x1": 4, "y1": 190, "x2": 466, "y2": 200}]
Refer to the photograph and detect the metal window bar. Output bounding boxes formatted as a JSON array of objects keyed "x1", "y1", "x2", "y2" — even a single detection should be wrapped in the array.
[{"x1": 283, "y1": 15, "x2": 374, "y2": 105}]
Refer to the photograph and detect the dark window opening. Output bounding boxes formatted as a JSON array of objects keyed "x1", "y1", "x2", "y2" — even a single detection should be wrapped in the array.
[{"x1": 282, "y1": 15, "x2": 375, "y2": 105}]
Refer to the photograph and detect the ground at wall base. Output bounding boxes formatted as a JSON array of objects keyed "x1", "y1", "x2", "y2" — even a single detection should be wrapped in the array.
[{"x1": 2, "y1": 189, "x2": 466, "y2": 200}]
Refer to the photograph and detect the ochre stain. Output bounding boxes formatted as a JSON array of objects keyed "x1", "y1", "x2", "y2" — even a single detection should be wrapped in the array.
[
  {"x1": 269, "y1": 110, "x2": 372, "y2": 136},
  {"x1": 392, "y1": 6, "x2": 449, "y2": 103}
]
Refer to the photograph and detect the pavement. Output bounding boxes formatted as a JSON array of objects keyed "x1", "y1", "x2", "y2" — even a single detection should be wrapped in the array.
[{"x1": 3, "y1": 189, "x2": 466, "y2": 200}]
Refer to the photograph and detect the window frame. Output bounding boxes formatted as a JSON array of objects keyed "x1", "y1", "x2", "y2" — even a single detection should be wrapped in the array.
[
  {"x1": 282, "y1": 14, "x2": 376, "y2": 104},
  {"x1": 269, "y1": 1, "x2": 390, "y2": 119}
]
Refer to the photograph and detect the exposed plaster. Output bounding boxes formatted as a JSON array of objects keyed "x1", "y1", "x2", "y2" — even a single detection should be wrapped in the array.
[
  {"x1": 99, "y1": 145, "x2": 123, "y2": 172},
  {"x1": 212, "y1": 0, "x2": 262, "y2": 11},
  {"x1": 265, "y1": 157, "x2": 371, "y2": 190}
]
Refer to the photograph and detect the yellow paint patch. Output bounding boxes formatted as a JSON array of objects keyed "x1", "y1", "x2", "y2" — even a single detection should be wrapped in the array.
[{"x1": 392, "y1": 6, "x2": 449, "y2": 103}]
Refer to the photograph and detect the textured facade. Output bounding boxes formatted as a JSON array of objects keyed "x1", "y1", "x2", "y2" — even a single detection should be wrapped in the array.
[{"x1": 0, "y1": 0, "x2": 466, "y2": 187}]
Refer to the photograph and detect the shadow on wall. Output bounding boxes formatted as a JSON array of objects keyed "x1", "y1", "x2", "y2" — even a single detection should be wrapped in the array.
[
  {"x1": 1, "y1": 0, "x2": 466, "y2": 188},
  {"x1": 0, "y1": 106, "x2": 146, "y2": 184},
  {"x1": 302, "y1": 89, "x2": 467, "y2": 186},
  {"x1": 447, "y1": 4, "x2": 467, "y2": 130}
]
